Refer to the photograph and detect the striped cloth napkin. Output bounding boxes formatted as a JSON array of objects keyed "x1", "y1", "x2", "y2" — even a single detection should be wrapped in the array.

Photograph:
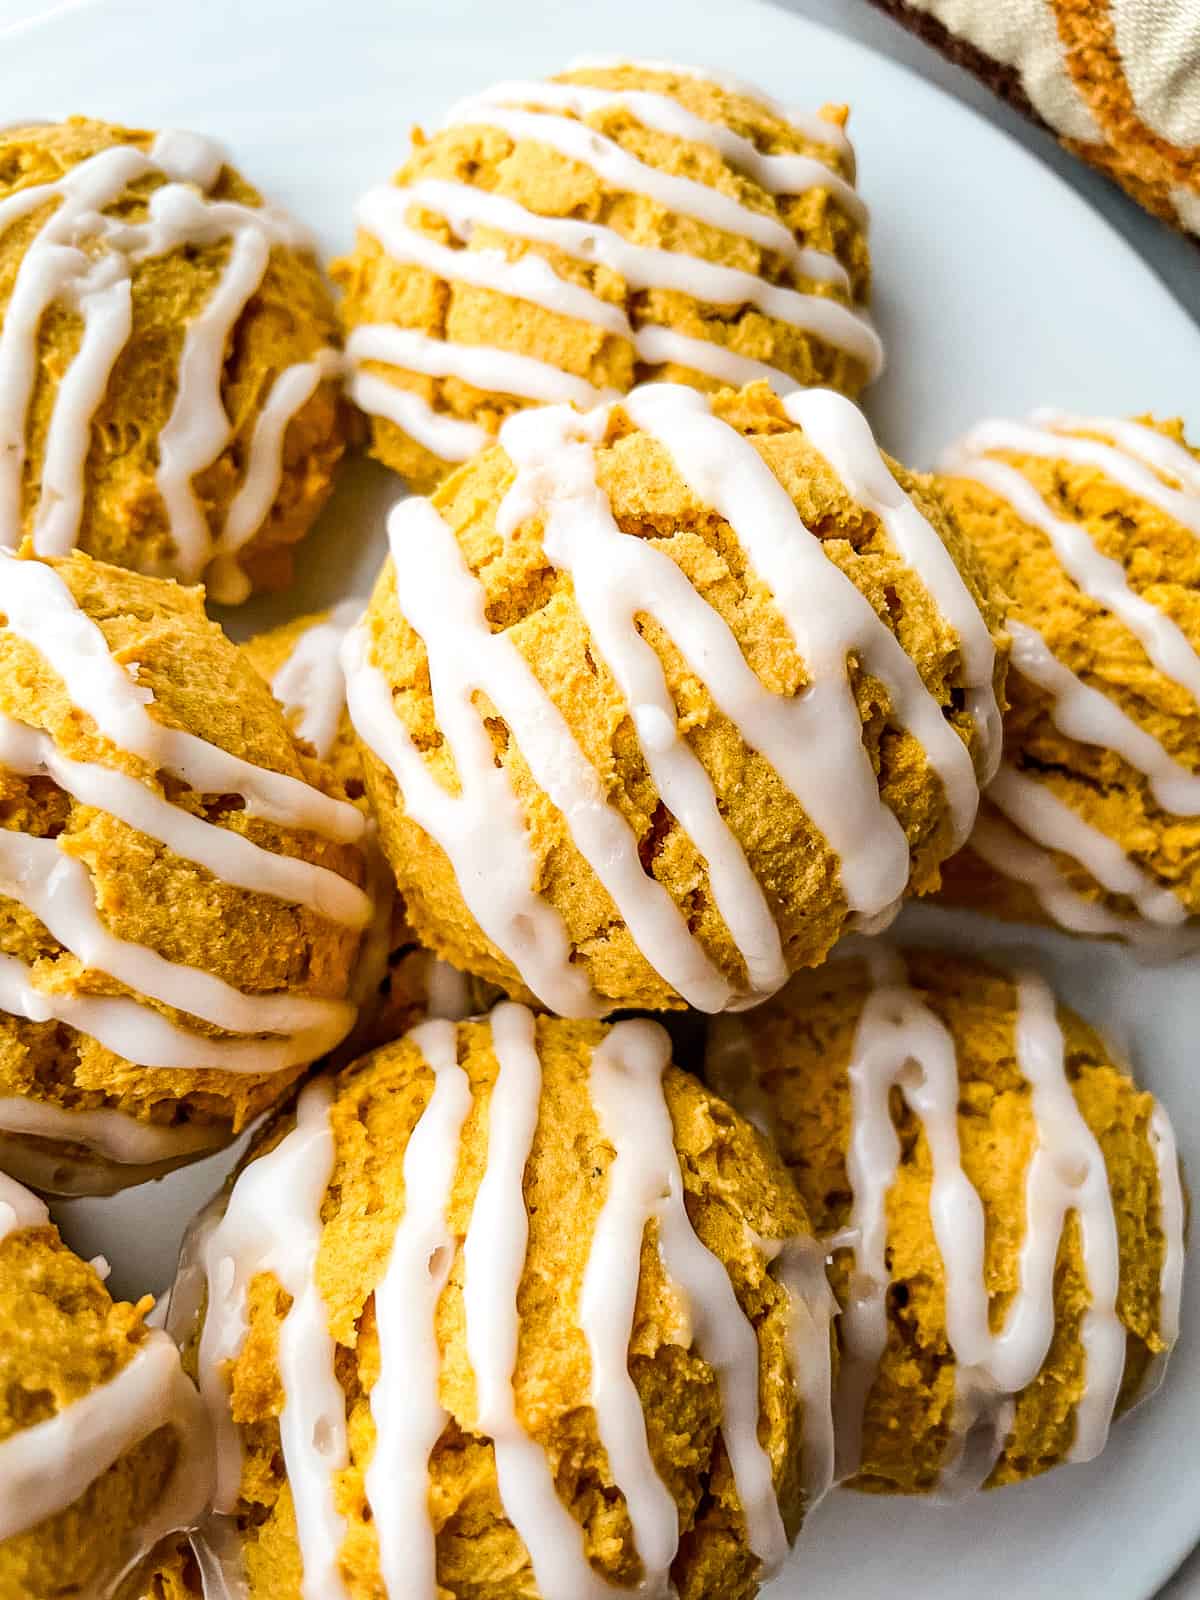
[{"x1": 864, "y1": 0, "x2": 1200, "y2": 238}]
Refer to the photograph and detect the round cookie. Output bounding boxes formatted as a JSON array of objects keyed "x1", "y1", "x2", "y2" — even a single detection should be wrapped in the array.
[
  {"x1": 335, "y1": 58, "x2": 880, "y2": 491},
  {"x1": 179, "y1": 1006, "x2": 836, "y2": 1600},
  {"x1": 0, "y1": 117, "x2": 345, "y2": 603},
  {"x1": 937, "y1": 410, "x2": 1200, "y2": 954},
  {"x1": 0, "y1": 549, "x2": 370, "y2": 1196},
  {"x1": 343, "y1": 380, "x2": 1006, "y2": 1015},
  {"x1": 707, "y1": 946, "x2": 1186, "y2": 1494},
  {"x1": 0, "y1": 1171, "x2": 212, "y2": 1599}
]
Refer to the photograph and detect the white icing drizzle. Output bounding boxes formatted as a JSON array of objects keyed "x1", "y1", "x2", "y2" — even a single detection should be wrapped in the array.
[
  {"x1": 342, "y1": 579, "x2": 597, "y2": 1023},
  {"x1": 987, "y1": 763, "x2": 1188, "y2": 928},
  {"x1": 828, "y1": 951, "x2": 1127, "y2": 1486},
  {"x1": 347, "y1": 323, "x2": 616, "y2": 410},
  {"x1": 579, "y1": 1024, "x2": 682, "y2": 1598},
  {"x1": 0, "y1": 1166, "x2": 48, "y2": 1239},
  {"x1": 1007, "y1": 620, "x2": 1200, "y2": 814},
  {"x1": 622, "y1": 385, "x2": 981, "y2": 884},
  {"x1": 197, "y1": 1077, "x2": 350, "y2": 1599},
  {"x1": 590, "y1": 1018, "x2": 788, "y2": 1573},
  {"x1": 0, "y1": 551, "x2": 365, "y2": 844},
  {"x1": 345, "y1": 368, "x2": 489, "y2": 463},
  {"x1": 0, "y1": 713, "x2": 369, "y2": 928},
  {"x1": 268, "y1": 600, "x2": 364, "y2": 762},
  {"x1": 759, "y1": 1233, "x2": 839, "y2": 1515},
  {"x1": 1140, "y1": 1104, "x2": 1186, "y2": 1401},
  {"x1": 784, "y1": 389, "x2": 1001, "y2": 780},
  {"x1": 462, "y1": 1003, "x2": 615, "y2": 1599},
  {"x1": 348, "y1": 66, "x2": 879, "y2": 468},
  {"x1": 943, "y1": 415, "x2": 1200, "y2": 941},
  {"x1": 0, "y1": 130, "x2": 333, "y2": 596},
  {"x1": 345, "y1": 385, "x2": 985, "y2": 1013},
  {"x1": 207, "y1": 347, "x2": 346, "y2": 605},
  {"x1": 968, "y1": 810, "x2": 1200, "y2": 957},
  {"x1": 367, "y1": 1018, "x2": 472, "y2": 1598},
  {"x1": 0, "y1": 1095, "x2": 224, "y2": 1170},
  {"x1": 0, "y1": 946, "x2": 345, "y2": 1073},
  {"x1": 0, "y1": 1325, "x2": 214, "y2": 1569}
]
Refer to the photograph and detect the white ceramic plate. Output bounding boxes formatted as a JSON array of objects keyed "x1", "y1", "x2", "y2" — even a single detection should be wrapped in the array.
[{"x1": 3, "y1": 0, "x2": 1199, "y2": 1595}]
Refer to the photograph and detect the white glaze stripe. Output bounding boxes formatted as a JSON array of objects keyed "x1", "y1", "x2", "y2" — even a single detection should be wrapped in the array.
[
  {"x1": 582, "y1": 1024, "x2": 687, "y2": 1597},
  {"x1": 0, "y1": 133, "x2": 325, "y2": 594},
  {"x1": 786, "y1": 389, "x2": 1001, "y2": 781},
  {"x1": 498, "y1": 402, "x2": 787, "y2": 1002},
  {"x1": 1150, "y1": 1105, "x2": 1185, "y2": 1353},
  {"x1": 268, "y1": 600, "x2": 364, "y2": 763},
  {"x1": 353, "y1": 493, "x2": 733, "y2": 1013},
  {"x1": 32, "y1": 273, "x2": 133, "y2": 556},
  {"x1": 348, "y1": 324, "x2": 615, "y2": 410},
  {"x1": 0, "y1": 550, "x2": 364, "y2": 845},
  {"x1": 968, "y1": 810, "x2": 1200, "y2": 957},
  {"x1": 0, "y1": 1095, "x2": 225, "y2": 1167},
  {"x1": 0, "y1": 1328, "x2": 213, "y2": 1547},
  {"x1": 595, "y1": 1018, "x2": 787, "y2": 1571},
  {"x1": 463, "y1": 1002, "x2": 613, "y2": 1599},
  {"x1": 346, "y1": 369, "x2": 488, "y2": 463},
  {"x1": 941, "y1": 449, "x2": 1200, "y2": 706},
  {"x1": 624, "y1": 384, "x2": 980, "y2": 895},
  {"x1": 342, "y1": 621, "x2": 594, "y2": 1020},
  {"x1": 836, "y1": 945, "x2": 990, "y2": 1483},
  {"x1": 988, "y1": 763, "x2": 1187, "y2": 927},
  {"x1": 368, "y1": 1019, "x2": 473, "y2": 1599},
  {"x1": 0, "y1": 1167, "x2": 47, "y2": 1240},
  {"x1": 1008, "y1": 621, "x2": 1200, "y2": 813},
  {"x1": 0, "y1": 714, "x2": 367, "y2": 927},
  {"x1": 198, "y1": 1077, "x2": 350, "y2": 1600},
  {"x1": 1011, "y1": 972, "x2": 1123, "y2": 1462},
  {"x1": 157, "y1": 225, "x2": 271, "y2": 571},
  {"x1": 206, "y1": 347, "x2": 342, "y2": 605}
]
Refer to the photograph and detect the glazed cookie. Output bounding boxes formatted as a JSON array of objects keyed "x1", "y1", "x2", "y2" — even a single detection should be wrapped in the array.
[
  {"x1": 0, "y1": 549, "x2": 370, "y2": 1195},
  {"x1": 707, "y1": 947, "x2": 1185, "y2": 1495},
  {"x1": 937, "y1": 411, "x2": 1200, "y2": 954},
  {"x1": 0, "y1": 118, "x2": 345, "y2": 602},
  {"x1": 343, "y1": 381, "x2": 1006, "y2": 1015},
  {"x1": 336, "y1": 58, "x2": 880, "y2": 490},
  {"x1": 0, "y1": 1171, "x2": 212, "y2": 1600},
  {"x1": 179, "y1": 1006, "x2": 836, "y2": 1600}
]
